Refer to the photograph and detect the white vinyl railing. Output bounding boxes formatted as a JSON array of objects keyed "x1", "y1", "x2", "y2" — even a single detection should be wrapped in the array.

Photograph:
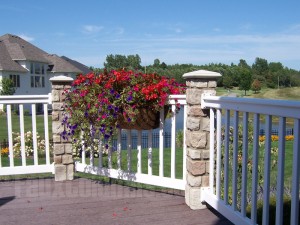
[
  {"x1": 0, "y1": 94, "x2": 54, "y2": 175},
  {"x1": 201, "y1": 95, "x2": 300, "y2": 225},
  {"x1": 75, "y1": 95, "x2": 187, "y2": 190}
]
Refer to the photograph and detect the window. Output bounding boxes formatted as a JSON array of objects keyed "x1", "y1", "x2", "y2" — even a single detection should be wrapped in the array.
[
  {"x1": 30, "y1": 63, "x2": 45, "y2": 75},
  {"x1": 31, "y1": 76, "x2": 45, "y2": 88},
  {"x1": 9, "y1": 74, "x2": 20, "y2": 87},
  {"x1": 35, "y1": 63, "x2": 41, "y2": 74},
  {"x1": 30, "y1": 63, "x2": 34, "y2": 74}
]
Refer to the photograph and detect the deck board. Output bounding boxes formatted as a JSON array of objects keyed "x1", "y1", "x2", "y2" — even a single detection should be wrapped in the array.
[{"x1": 0, "y1": 178, "x2": 232, "y2": 225}]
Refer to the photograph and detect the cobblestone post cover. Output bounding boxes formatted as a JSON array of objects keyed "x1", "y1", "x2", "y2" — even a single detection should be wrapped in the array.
[
  {"x1": 183, "y1": 70, "x2": 221, "y2": 209},
  {"x1": 50, "y1": 76, "x2": 74, "y2": 181}
]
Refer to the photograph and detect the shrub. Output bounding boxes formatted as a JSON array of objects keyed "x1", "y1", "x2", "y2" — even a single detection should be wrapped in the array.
[{"x1": 13, "y1": 131, "x2": 52, "y2": 157}]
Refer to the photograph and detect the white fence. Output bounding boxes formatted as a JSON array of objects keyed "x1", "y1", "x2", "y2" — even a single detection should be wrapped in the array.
[
  {"x1": 201, "y1": 95, "x2": 300, "y2": 225},
  {"x1": 75, "y1": 95, "x2": 187, "y2": 190},
  {"x1": 0, "y1": 94, "x2": 54, "y2": 175}
]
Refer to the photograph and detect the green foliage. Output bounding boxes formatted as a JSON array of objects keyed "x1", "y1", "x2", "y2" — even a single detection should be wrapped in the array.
[
  {"x1": 246, "y1": 196, "x2": 294, "y2": 225},
  {"x1": 0, "y1": 77, "x2": 15, "y2": 95},
  {"x1": 238, "y1": 67, "x2": 252, "y2": 95},
  {"x1": 104, "y1": 54, "x2": 142, "y2": 70}
]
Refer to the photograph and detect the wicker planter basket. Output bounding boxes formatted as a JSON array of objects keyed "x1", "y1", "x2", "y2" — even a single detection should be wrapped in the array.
[{"x1": 118, "y1": 106, "x2": 169, "y2": 130}]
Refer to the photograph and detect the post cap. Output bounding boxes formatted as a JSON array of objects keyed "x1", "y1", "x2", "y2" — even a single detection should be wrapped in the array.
[
  {"x1": 50, "y1": 75, "x2": 74, "y2": 82},
  {"x1": 183, "y1": 70, "x2": 222, "y2": 79}
]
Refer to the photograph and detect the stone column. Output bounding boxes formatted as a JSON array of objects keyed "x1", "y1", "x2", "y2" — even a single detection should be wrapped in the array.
[
  {"x1": 183, "y1": 70, "x2": 221, "y2": 209},
  {"x1": 50, "y1": 75, "x2": 74, "y2": 181}
]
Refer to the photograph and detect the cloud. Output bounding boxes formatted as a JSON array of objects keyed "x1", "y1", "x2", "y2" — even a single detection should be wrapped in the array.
[
  {"x1": 66, "y1": 31, "x2": 300, "y2": 70},
  {"x1": 19, "y1": 34, "x2": 35, "y2": 42},
  {"x1": 115, "y1": 27, "x2": 125, "y2": 35},
  {"x1": 82, "y1": 25, "x2": 104, "y2": 34}
]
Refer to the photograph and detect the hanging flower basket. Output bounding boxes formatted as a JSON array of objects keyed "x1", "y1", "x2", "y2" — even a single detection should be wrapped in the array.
[
  {"x1": 62, "y1": 69, "x2": 185, "y2": 143},
  {"x1": 117, "y1": 106, "x2": 169, "y2": 130}
]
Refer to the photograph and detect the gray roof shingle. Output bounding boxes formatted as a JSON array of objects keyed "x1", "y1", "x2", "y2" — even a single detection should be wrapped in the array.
[
  {"x1": 0, "y1": 34, "x2": 89, "y2": 74},
  {"x1": 0, "y1": 34, "x2": 50, "y2": 63},
  {"x1": 46, "y1": 54, "x2": 82, "y2": 73},
  {"x1": 0, "y1": 40, "x2": 27, "y2": 72},
  {"x1": 61, "y1": 56, "x2": 92, "y2": 74}
]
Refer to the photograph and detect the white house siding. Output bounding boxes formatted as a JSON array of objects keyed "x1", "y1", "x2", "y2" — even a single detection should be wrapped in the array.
[{"x1": 0, "y1": 64, "x2": 76, "y2": 113}]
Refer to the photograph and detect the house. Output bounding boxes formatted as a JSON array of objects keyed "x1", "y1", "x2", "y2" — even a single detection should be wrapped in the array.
[{"x1": 0, "y1": 33, "x2": 92, "y2": 112}]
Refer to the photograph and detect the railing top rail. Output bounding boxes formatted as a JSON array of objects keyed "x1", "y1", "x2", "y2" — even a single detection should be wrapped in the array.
[
  {"x1": 0, "y1": 93, "x2": 51, "y2": 104},
  {"x1": 202, "y1": 95, "x2": 300, "y2": 119},
  {"x1": 168, "y1": 94, "x2": 186, "y2": 105}
]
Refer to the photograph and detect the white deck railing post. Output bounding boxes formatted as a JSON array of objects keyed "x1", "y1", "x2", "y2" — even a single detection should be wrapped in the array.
[{"x1": 183, "y1": 70, "x2": 221, "y2": 210}]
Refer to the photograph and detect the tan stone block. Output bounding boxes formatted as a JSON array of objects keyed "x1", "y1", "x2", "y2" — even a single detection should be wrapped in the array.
[
  {"x1": 64, "y1": 144, "x2": 73, "y2": 154},
  {"x1": 52, "y1": 121, "x2": 64, "y2": 135},
  {"x1": 52, "y1": 84, "x2": 64, "y2": 90},
  {"x1": 202, "y1": 175, "x2": 209, "y2": 187},
  {"x1": 185, "y1": 184, "x2": 206, "y2": 210},
  {"x1": 52, "y1": 90, "x2": 60, "y2": 102},
  {"x1": 54, "y1": 164, "x2": 67, "y2": 181},
  {"x1": 208, "y1": 81, "x2": 217, "y2": 88},
  {"x1": 186, "y1": 130, "x2": 207, "y2": 149},
  {"x1": 187, "y1": 117, "x2": 200, "y2": 131},
  {"x1": 186, "y1": 89, "x2": 203, "y2": 105},
  {"x1": 66, "y1": 164, "x2": 74, "y2": 180},
  {"x1": 200, "y1": 117, "x2": 210, "y2": 132},
  {"x1": 52, "y1": 103, "x2": 64, "y2": 111},
  {"x1": 52, "y1": 111, "x2": 59, "y2": 121},
  {"x1": 187, "y1": 158, "x2": 206, "y2": 175},
  {"x1": 62, "y1": 154, "x2": 73, "y2": 164},
  {"x1": 187, "y1": 148, "x2": 201, "y2": 159},
  {"x1": 187, "y1": 105, "x2": 207, "y2": 117},
  {"x1": 186, "y1": 80, "x2": 208, "y2": 88},
  {"x1": 54, "y1": 155, "x2": 62, "y2": 164},
  {"x1": 54, "y1": 144, "x2": 64, "y2": 155},
  {"x1": 52, "y1": 134, "x2": 61, "y2": 143},
  {"x1": 201, "y1": 150, "x2": 210, "y2": 160},
  {"x1": 187, "y1": 172, "x2": 202, "y2": 187},
  {"x1": 206, "y1": 161, "x2": 210, "y2": 174}
]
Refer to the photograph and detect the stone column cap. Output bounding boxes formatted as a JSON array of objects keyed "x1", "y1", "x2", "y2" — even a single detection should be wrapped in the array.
[
  {"x1": 50, "y1": 75, "x2": 74, "y2": 83},
  {"x1": 183, "y1": 70, "x2": 222, "y2": 79}
]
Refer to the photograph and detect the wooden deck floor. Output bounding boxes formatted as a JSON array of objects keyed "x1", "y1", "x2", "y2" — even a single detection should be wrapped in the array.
[{"x1": 0, "y1": 178, "x2": 232, "y2": 225}]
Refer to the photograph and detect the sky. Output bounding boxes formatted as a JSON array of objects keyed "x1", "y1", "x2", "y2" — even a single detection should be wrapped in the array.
[{"x1": 1, "y1": 0, "x2": 300, "y2": 70}]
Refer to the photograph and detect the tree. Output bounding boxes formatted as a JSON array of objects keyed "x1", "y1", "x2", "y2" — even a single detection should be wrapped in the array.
[
  {"x1": 251, "y1": 79, "x2": 261, "y2": 93},
  {"x1": 222, "y1": 74, "x2": 234, "y2": 89},
  {"x1": 238, "y1": 59, "x2": 251, "y2": 70},
  {"x1": 153, "y1": 58, "x2": 160, "y2": 67},
  {"x1": 104, "y1": 54, "x2": 141, "y2": 70},
  {"x1": 238, "y1": 68, "x2": 252, "y2": 96},
  {"x1": 0, "y1": 78, "x2": 15, "y2": 95}
]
